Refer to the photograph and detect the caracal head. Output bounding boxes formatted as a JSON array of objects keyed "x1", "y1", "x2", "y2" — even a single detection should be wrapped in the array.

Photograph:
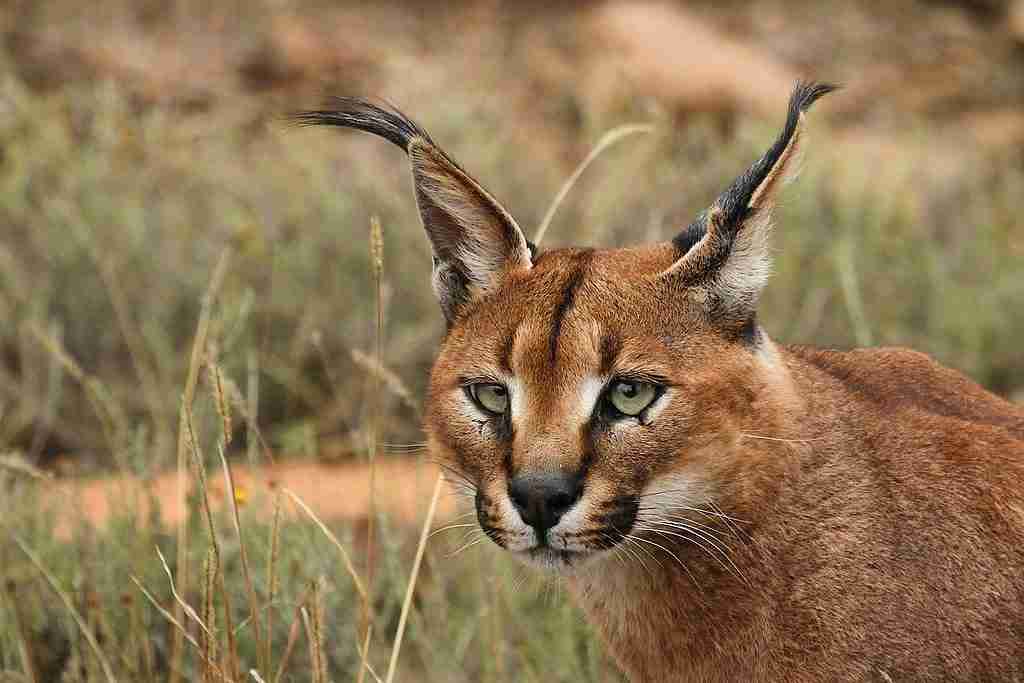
[{"x1": 296, "y1": 82, "x2": 835, "y2": 572}]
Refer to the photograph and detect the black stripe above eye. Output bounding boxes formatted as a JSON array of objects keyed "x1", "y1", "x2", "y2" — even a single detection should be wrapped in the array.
[{"x1": 548, "y1": 251, "x2": 593, "y2": 365}]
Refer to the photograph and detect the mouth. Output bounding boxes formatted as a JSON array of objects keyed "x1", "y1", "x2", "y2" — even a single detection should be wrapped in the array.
[
  {"x1": 515, "y1": 545, "x2": 591, "y2": 572},
  {"x1": 475, "y1": 491, "x2": 640, "y2": 572}
]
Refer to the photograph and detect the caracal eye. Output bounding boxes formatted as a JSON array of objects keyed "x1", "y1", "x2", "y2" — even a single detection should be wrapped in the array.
[
  {"x1": 469, "y1": 383, "x2": 509, "y2": 415},
  {"x1": 608, "y1": 380, "x2": 658, "y2": 416}
]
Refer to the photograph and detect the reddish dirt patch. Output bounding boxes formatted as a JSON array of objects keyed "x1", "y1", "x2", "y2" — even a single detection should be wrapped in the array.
[{"x1": 46, "y1": 459, "x2": 460, "y2": 539}]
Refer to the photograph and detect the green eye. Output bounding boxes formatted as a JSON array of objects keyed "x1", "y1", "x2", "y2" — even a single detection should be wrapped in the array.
[
  {"x1": 469, "y1": 383, "x2": 509, "y2": 415},
  {"x1": 607, "y1": 380, "x2": 658, "y2": 417}
]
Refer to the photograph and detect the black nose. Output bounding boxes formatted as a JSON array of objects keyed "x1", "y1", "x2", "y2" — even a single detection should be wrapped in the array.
[{"x1": 508, "y1": 471, "x2": 582, "y2": 534}]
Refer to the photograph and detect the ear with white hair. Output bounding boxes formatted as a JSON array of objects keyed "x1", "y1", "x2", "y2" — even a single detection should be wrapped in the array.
[
  {"x1": 662, "y1": 81, "x2": 836, "y2": 340},
  {"x1": 293, "y1": 99, "x2": 534, "y2": 323}
]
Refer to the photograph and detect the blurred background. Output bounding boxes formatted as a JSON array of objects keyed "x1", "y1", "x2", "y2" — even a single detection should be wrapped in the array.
[
  {"x1": 3, "y1": 0, "x2": 1024, "y2": 470},
  {"x1": 1, "y1": 1, "x2": 1023, "y2": 681}
]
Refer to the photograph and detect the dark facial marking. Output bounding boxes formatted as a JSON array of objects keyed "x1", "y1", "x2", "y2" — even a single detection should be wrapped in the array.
[
  {"x1": 475, "y1": 491, "x2": 508, "y2": 548},
  {"x1": 548, "y1": 251, "x2": 593, "y2": 365},
  {"x1": 599, "y1": 332, "x2": 623, "y2": 378},
  {"x1": 497, "y1": 328, "x2": 517, "y2": 375}
]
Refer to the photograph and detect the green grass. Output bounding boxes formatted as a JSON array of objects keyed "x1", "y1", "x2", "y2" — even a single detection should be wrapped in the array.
[
  {"x1": 2, "y1": 6, "x2": 1024, "y2": 678},
  {"x1": 0, "y1": 470, "x2": 616, "y2": 682}
]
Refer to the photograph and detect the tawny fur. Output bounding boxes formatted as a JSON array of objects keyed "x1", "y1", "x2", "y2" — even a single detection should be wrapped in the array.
[{"x1": 297, "y1": 83, "x2": 1024, "y2": 682}]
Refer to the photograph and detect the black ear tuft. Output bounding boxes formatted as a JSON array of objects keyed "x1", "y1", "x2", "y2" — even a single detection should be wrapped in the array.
[
  {"x1": 711, "y1": 81, "x2": 838, "y2": 234},
  {"x1": 290, "y1": 97, "x2": 431, "y2": 151},
  {"x1": 663, "y1": 81, "x2": 836, "y2": 332},
  {"x1": 292, "y1": 97, "x2": 533, "y2": 323}
]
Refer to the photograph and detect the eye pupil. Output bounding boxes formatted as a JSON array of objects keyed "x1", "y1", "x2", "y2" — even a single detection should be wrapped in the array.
[{"x1": 618, "y1": 382, "x2": 637, "y2": 398}]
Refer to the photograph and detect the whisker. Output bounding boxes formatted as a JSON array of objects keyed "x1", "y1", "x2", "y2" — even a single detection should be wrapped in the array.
[
  {"x1": 635, "y1": 523, "x2": 746, "y2": 584},
  {"x1": 448, "y1": 536, "x2": 485, "y2": 559},
  {"x1": 597, "y1": 533, "x2": 628, "y2": 571},
  {"x1": 638, "y1": 502, "x2": 749, "y2": 525},
  {"x1": 636, "y1": 488, "x2": 693, "y2": 499},
  {"x1": 638, "y1": 518, "x2": 733, "y2": 555},
  {"x1": 428, "y1": 523, "x2": 478, "y2": 539},
  {"x1": 739, "y1": 432, "x2": 821, "y2": 445},
  {"x1": 629, "y1": 534, "x2": 704, "y2": 592},
  {"x1": 624, "y1": 535, "x2": 662, "y2": 572},
  {"x1": 608, "y1": 533, "x2": 648, "y2": 575},
  {"x1": 639, "y1": 515, "x2": 734, "y2": 550},
  {"x1": 707, "y1": 499, "x2": 751, "y2": 542}
]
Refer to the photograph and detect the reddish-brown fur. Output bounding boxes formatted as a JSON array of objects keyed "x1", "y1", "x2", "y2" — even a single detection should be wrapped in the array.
[{"x1": 298, "y1": 85, "x2": 1024, "y2": 682}]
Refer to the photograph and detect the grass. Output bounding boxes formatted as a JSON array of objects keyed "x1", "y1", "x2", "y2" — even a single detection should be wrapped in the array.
[{"x1": 2, "y1": 2, "x2": 1024, "y2": 678}]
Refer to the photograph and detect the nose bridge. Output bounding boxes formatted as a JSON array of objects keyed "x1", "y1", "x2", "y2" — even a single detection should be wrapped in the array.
[
  {"x1": 509, "y1": 285, "x2": 601, "y2": 477},
  {"x1": 512, "y1": 377, "x2": 587, "y2": 476},
  {"x1": 515, "y1": 423, "x2": 575, "y2": 473}
]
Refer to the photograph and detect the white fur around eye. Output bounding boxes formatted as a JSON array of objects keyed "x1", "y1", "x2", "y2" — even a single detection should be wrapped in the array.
[
  {"x1": 508, "y1": 377, "x2": 526, "y2": 421},
  {"x1": 576, "y1": 376, "x2": 607, "y2": 423}
]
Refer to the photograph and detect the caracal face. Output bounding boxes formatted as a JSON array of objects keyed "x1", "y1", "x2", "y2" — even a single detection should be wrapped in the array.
[{"x1": 425, "y1": 244, "x2": 769, "y2": 573}]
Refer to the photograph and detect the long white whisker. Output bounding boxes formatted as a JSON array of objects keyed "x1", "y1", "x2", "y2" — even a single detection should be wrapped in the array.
[
  {"x1": 448, "y1": 536, "x2": 485, "y2": 558},
  {"x1": 637, "y1": 520, "x2": 733, "y2": 559},
  {"x1": 641, "y1": 514, "x2": 732, "y2": 542},
  {"x1": 615, "y1": 534, "x2": 652, "y2": 575},
  {"x1": 428, "y1": 523, "x2": 478, "y2": 539},
  {"x1": 638, "y1": 502, "x2": 749, "y2": 525},
  {"x1": 635, "y1": 523, "x2": 746, "y2": 584},
  {"x1": 739, "y1": 432, "x2": 820, "y2": 444},
  {"x1": 624, "y1": 535, "x2": 662, "y2": 572},
  {"x1": 628, "y1": 534, "x2": 702, "y2": 592},
  {"x1": 707, "y1": 499, "x2": 751, "y2": 542}
]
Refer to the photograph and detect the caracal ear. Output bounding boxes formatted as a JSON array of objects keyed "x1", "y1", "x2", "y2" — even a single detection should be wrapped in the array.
[
  {"x1": 662, "y1": 81, "x2": 836, "y2": 338},
  {"x1": 293, "y1": 99, "x2": 533, "y2": 322}
]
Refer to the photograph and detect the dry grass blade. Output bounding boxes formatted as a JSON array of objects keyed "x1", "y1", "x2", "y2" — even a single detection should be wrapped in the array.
[
  {"x1": 533, "y1": 123, "x2": 654, "y2": 246},
  {"x1": 209, "y1": 362, "x2": 234, "y2": 446},
  {"x1": 201, "y1": 547, "x2": 219, "y2": 683},
  {"x1": 265, "y1": 493, "x2": 282, "y2": 678},
  {"x1": 282, "y1": 488, "x2": 369, "y2": 607},
  {"x1": 384, "y1": 473, "x2": 444, "y2": 683},
  {"x1": 302, "y1": 580, "x2": 327, "y2": 683},
  {"x1": 300, "y1": 608, "x2": 319, "y2": 683},
  {"x1": 217, "y1": 368, "x2": 276, "y2": 465},
  {"x1": 155, "y1": 547, "x2": 211, "y2": 638},
  {"x1": 273, "y1": 584, "x2": 313, "y2": 683},
  {"x1": 131, "y1": 577, "x2": 232, "y2": 683},
  {"x1": 131, "y1": 577, "x2": 201, "y2": 650},
  {"x1": 218, "y1": 445, "x2": 264, "y2": 675},
  {"x1": 13, "y1": 536, "x2": 118, "y2": 683},
  {"x1": 349, "y1": 349, "x2": 417, "y2": 413},
  {"x1": 370, "y1": 215, "x2": 384, "y2": 281},
  {"x1": 27, "y1": 322, "x2": 125, "y2": 462},
  {"x1": 365, "y1": 214, "x2": 385, "y2": 663},
  {"x1": 171, "y1": 246, "x2": 232, "y2": 683},
  {"x1": 357, "y1": 622, "x2": 384, "y2": 683}
]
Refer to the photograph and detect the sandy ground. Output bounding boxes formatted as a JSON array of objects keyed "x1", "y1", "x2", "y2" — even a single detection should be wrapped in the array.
[{"x1": 42, "y1": 459, "x2": 461, "y2": 539}]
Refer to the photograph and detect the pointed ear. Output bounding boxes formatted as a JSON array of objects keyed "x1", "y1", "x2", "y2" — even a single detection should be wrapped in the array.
[
  {"x1": 293, "y1": 99, "x2": 533, "y2": 322},
  {"x1": 662, "y1": 82, "x2": 836, "y2": 335}
]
